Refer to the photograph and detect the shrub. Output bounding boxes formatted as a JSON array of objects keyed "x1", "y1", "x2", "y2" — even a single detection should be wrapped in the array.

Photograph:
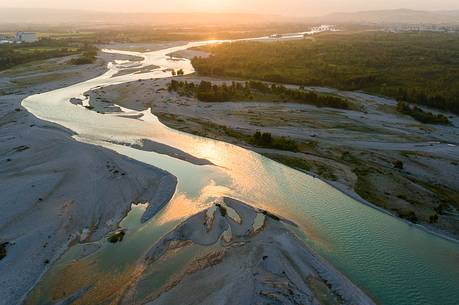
[
  {"x1": 396, "y1": 101, "x2": 450, "y2": 125},
  {"x1": 70, "y1": 51, "x2": 97, "y2": 65},
  {"x1": 0, "y1": 242, "x2": 8, "y2": 260},
  {"x1": 251, "y1": 131, "x2": 299, "y2": 151},
  {"x1": 397, "y1": 209, "x2": 418, "y2": 223},
  {"x1": 429, "y1": 214, "x2": 439, "y2": 224},
  {"x1": 393, "y1": 160, "x2": 404, "y2": 170}
]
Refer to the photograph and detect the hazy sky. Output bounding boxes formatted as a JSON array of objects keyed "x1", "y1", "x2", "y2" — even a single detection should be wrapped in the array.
[{"x1": 1, "y1": 0, "x2": 459, "y2": 16}]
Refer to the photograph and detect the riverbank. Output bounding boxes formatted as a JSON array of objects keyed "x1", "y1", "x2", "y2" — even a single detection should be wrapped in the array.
[{"x1": 87, "y1": 75, "x2": 459, "y2": 239}]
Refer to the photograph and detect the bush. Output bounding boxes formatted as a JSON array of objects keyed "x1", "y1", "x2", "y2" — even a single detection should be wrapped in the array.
[
  {"x1": 429, "y1": 214, "x2": 439, "y2": 224},
  {"x1": 393, "y1": 160, "x2": 404, "y2": 170},
  {"x1": 397, "y1": 209, "x2": 418, "y2": 223},
  {"x1": 251, "y1": 131, "x2": 299, "y2": 151},
  {"x1": 396, "y1": 101, "x2": 450, "y2": 125},
  {"x1": 70, "y1": 49, "x2": 97, "y2": 65}
]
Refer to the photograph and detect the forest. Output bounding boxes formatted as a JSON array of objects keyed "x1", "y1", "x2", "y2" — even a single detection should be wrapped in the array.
[
  {"x1": 168, "y1": 80, "x2": 351, "y2": 109},
  {"x1": 192, "y1": 32, "x2": 459, "y2": 114}
]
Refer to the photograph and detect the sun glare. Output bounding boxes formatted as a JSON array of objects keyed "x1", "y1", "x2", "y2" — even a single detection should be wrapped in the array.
[{"x1": 196, "y1": 0, "x2": 233, "y2": 11}]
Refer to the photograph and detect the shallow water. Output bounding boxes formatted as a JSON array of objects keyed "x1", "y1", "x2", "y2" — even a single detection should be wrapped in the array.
[{"x1": 22, "y1": 39, "x2": 459, "y2": 305}]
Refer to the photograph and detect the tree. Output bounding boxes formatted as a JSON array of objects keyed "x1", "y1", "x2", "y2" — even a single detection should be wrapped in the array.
[{"x1": 393, "y1": 160, "x2": 404, "y2": 170}]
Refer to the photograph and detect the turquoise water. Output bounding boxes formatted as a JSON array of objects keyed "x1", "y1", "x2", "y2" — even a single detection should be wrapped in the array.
[
  {"x1": 23, "y1": 40, "x2": 459, "y2": 305},
  {"x1": 113, "y1": 141, "x2": 459, "y2": 305}
]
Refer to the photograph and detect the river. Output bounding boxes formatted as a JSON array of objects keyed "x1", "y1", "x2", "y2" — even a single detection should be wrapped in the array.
[{"x1": 22, "y1": 39, "x2": 459, "y2": 305}]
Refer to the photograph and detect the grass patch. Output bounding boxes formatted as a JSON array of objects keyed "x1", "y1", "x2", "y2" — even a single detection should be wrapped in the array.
[
  {"x1": 418, "y1": 181, "x2": 459, "y2": 211},
  {"x1": 354, "y1": 167, "x2": 388, "y2": 208},
  {"x1": 269, "y1": 155, "x2": 312, "y2": 172}
]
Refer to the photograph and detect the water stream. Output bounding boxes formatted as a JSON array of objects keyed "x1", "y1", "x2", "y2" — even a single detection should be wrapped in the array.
[{"x1": 22, "y1": 39, "x2": 459, "y2": 305}]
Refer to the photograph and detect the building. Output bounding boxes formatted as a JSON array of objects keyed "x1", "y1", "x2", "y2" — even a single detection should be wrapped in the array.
[
  {"x1": 304, "y1": 25, "x2": 338, "y2": 38},
  {"x1": 0, "y1": 34, "x2": 14, "y2": 44},
  {"x1": 311, "y1": 25, "x2": 337, "y2": 32},
  {"x1": 15, "y1": 32, "x2": 38, "y2": 43}
]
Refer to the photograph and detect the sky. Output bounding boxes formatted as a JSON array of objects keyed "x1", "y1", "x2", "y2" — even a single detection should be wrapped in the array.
[{"x1": 1, "y1": 0, "x2": 459, "y2": 16}]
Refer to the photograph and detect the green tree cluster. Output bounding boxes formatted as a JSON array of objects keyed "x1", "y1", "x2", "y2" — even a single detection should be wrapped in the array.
[
  {"x1": 168, "y1": 80, "x2": 351, "y2": 109},
  {"x1": 251, "y1": 131, "x2": 299, "y2": 151},
  {"x1": 396, "y1": 101, "x2": 450, "y2": 124},
  {"x1": 191, "y1": 32, "x2": 459, "y2": 114}
]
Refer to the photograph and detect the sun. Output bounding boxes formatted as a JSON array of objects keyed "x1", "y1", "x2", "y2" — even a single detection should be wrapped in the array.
[{"x1": 196, "y1": 0, "x2": 233, "y2": 11}]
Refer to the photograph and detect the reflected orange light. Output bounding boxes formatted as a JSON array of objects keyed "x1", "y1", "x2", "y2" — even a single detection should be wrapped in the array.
[{"x1": 154, "y1": 180, "x2": 233, "y2": 226}]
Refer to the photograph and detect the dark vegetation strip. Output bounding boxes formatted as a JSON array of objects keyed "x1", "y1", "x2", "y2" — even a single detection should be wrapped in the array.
[
  {"x1": 396, "y1": 101, "x2": 450, "y2": 125},
  {"x1": 168, "y1": 80, "x2": 352, "y2": 109},
  {"x1": 191, "y1": 32, "x2": 459, "y2": 114}
]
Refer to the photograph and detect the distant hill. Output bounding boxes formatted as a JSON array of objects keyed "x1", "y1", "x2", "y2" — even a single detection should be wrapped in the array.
[
  {"x1": 1, "y1": 8, "x2": 458, "y2": 27},
  {"x1": 0, "y1": 8, "x2": 281, "y2": 26},
  {"x1": 319, "y1": 9, "x2": 459, "y2": 24},
  {"x1": 436, "y1": 10, "x2": 459, "y2": 18}
]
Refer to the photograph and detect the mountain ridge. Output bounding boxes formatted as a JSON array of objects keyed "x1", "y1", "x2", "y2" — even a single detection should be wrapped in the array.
[{"x1": 318, "y1": 8, "x2": 459, "y2": 24}]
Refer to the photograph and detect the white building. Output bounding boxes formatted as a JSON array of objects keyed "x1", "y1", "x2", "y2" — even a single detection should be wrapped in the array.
[
  {"x1": 15, "y1": 32, "x2": 38, "y2": 43},
  {"x1": 311, "y1": 25, "x2": 337, "y2": 32}
]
